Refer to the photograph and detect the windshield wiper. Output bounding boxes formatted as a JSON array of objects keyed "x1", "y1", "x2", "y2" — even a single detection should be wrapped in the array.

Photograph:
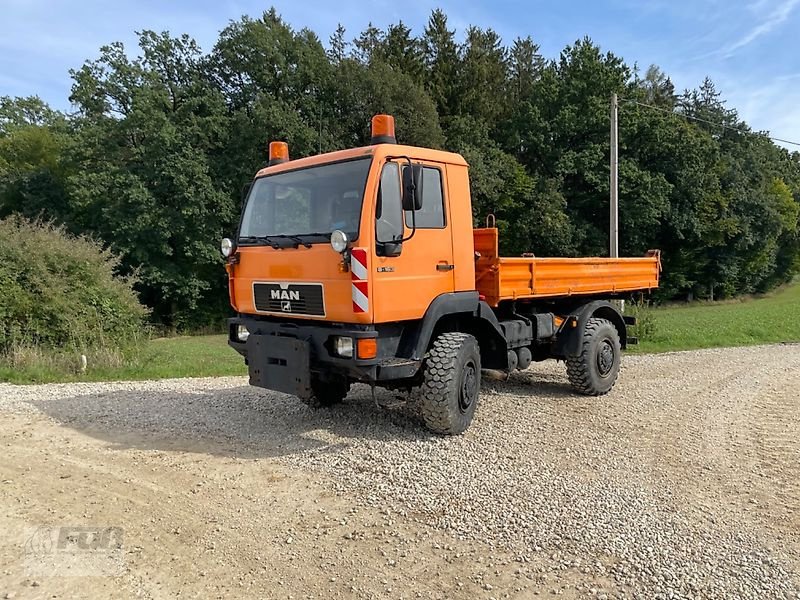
[
  {"x1": 238, "y1": 234, "x2": 315, "y2": 249},
  {"x1": 283, "y1": 235, "x2": 312, "y2": 249},
  {"x1": 238, "y1": 235, "x2": 283, "y2": 249}
]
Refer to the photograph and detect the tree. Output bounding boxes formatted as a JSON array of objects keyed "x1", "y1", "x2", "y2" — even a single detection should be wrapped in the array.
[
  {"x1": 458, "y1": 26, "x2": 508, "y2": 124},
  {"x1": 422, "y1": 9, "x2": 460, "y2": 117},
  {"x1": 509, "y1": 37, "x2": 544, "y2": 102},
  {"x1": 637, "y1": 65, "x2": 676, "y2": 108},
  {"x1": 328, "y1": 24, "x2": 348, "y2": 65},
  {"x1": 0, "y1": 96, "x2": 72, "y2": 224},
  {"x1": 352, "y1": 23, "x2": 384, "y2": 64},
  {"x1": 68, "y1": 31, "x2": 234, "y2": 326},
  {"x1": 377, "y1": 22, "x2": 424, "y2": 81}
]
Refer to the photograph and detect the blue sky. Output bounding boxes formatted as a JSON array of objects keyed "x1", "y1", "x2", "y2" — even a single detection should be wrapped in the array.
[{"x1": 1, "y1": 0, "x2": 799, "y2": 147}]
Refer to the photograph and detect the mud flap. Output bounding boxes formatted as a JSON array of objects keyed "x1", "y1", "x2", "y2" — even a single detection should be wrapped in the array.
[{"x1": 247, "y1": 334, "x2": 312, "y2": 398}]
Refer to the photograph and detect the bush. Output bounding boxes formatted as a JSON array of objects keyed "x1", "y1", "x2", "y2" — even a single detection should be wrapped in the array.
[
  {"x1": 626, "y1": 296, "x2": 657, "y2": 342},
  {"x1": 0, "y1": 216, "x2": 148, "y2": 353}
]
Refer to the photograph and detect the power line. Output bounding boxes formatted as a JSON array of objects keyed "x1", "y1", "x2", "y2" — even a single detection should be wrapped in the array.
[{"x1": 621, "y1": 97, "x2": 800, "y2": 148}]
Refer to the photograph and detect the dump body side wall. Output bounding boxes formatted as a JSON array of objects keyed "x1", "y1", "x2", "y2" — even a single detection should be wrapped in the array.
[{"x1": 474, "y1": 228, "x2": 660, "y2": 305}]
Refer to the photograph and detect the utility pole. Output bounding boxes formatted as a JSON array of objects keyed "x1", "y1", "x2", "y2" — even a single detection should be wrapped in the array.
[
  {"x1": 610, "y1": 94, "x2": 625, "y2": 313},
  {"x1": 609, "y1": 93, "x2": 619, "y2": 259},
  {"x1": 318, "y1": 105, "x2": 323, "y2": 154}
]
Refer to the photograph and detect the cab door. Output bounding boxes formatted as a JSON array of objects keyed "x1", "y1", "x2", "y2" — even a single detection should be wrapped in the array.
[{"x1": 372, "y1": 159, "x2": 455, "y2": 323}]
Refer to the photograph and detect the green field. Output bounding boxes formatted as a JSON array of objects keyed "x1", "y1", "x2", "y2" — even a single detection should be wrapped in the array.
[
  {"x1": 2, "y1": 282, "x2": 798, "y2": 384},
  {"x1": 632, "y1": 281, "x2": 800, "y2": 353}
]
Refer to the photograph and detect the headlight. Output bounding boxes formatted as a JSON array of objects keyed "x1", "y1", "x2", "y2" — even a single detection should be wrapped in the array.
[
  {"x1": 236, "y1": 324, "x2": 250, "y2": 342},
  {"x1": 221, "y1": 237, "x2": 234, "y2": 258},
  {"x1": 332, "y1": 336, "x2": 354, "y2": 358},
  {"x1": 330, "y1": 229, "x2": 349, "y2": 253}
]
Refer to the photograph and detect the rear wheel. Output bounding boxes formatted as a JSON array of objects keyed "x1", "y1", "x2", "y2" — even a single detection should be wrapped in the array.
[
  {"x1": 299, "y1": 376, "x2": 350, "y2": 409},
  {"x1": 565, "y1": 317, "x2": 621, "y2": 395},
  {"x1": 419, "y1": 332, "x2": 481, "y2": 435}
]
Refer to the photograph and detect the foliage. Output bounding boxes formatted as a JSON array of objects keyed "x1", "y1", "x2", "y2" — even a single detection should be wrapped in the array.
[
  {"x1": 0, "y1": 216, "x2": 148, "y2": 352},
  {"x1": 625, "y1": 296, "x2": 657, "y2": 342},
  {"x1": 0, "y1": 8, "x2": 799, "y2": 328}
]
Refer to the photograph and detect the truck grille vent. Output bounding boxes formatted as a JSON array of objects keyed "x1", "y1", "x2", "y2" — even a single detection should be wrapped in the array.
[{"x1": 253, "y1": 282, "x2": 325, "y2": 317}]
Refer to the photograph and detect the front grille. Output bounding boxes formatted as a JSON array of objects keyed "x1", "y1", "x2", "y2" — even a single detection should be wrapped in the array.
[{"x1": 253, "y1": 282, "x2": 325, "y2": 317}]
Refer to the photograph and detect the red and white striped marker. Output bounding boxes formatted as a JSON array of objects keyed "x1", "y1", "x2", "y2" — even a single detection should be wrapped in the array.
[{"x1": 351, "y1": 248, "x2": 369, "y2": 313}]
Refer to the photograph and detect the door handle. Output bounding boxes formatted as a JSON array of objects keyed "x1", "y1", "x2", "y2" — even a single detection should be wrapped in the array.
[{"x1": 436, "y1": 263, "x2": 455, "y2": 271}]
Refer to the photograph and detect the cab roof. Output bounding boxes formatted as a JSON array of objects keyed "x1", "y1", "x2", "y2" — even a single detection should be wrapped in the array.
[{"x1": 254, "y1": 143, "x2": 468, "y2": 178}]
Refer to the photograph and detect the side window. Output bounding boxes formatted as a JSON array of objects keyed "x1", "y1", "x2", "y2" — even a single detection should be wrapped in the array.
[
  {"x1": 405, "y1": 166, "x2": 445, "y2": 228},
  {"x1": 376, "y1": 163, "x2": 403, "y2": 242}
]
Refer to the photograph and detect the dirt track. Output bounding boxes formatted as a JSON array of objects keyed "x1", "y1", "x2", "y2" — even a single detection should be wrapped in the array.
[{"x1": 1, "y1": 344, "x2": 799, "y2": 599}]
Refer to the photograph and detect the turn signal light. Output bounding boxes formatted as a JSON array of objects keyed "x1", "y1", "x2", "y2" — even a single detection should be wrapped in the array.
[
  {"x1": 357, "y1": 338, "x2": 378, "y2": 359},
  {"x1": 370, "y1": 114, "x2": 396, "y2": 145},
  {"x1": 268, "y1": 141, "x2": 289, "y2": 166}
]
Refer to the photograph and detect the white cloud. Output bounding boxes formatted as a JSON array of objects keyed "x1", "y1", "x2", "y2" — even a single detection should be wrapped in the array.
[{"x1": 725, "y1": 0, "x2": 799, "y2": 54}]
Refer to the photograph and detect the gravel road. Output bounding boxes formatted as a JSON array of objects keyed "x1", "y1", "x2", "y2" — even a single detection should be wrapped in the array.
[{"x1": 1, "y1": 344, "x2": 799, "y2": 599}]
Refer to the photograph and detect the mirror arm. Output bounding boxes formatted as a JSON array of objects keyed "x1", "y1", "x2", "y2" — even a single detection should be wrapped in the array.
[
  {"x1": 385, "y1": 154, "x2": 417, "y2": 243},
  {"x1": 402, "y1": 204, "x2": 417, "y2": 243}
]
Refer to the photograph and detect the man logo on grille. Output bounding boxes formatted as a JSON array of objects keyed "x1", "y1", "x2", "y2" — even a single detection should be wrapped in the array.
[
  {"x1": 271, "y1": 289, "x2": 300, "y2": 301},
  {"x1": 281, "y1": 300, "x2": 291, "y2": 312}
]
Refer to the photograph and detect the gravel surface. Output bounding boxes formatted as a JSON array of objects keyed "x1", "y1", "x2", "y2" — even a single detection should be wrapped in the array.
[{"x1": 1, "y1": 344, "x2": 799, "y2": 599}]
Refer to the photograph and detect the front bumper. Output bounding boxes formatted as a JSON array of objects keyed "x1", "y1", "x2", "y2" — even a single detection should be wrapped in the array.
[{"x1": 228, "y1": 317, "x2": 419, "y2": 392}]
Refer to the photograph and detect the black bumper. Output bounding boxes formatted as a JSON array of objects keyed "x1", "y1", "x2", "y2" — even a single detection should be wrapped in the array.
[{"x1": 228, "y1": 317, "x2": 421, "y2": 392}]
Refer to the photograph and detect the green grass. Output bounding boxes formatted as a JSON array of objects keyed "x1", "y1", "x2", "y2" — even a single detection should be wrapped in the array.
[
  {"x1": 3, "y1": 282, "x2": 799, "y2": 384},
  {"x1": 0, "y1": 335, "x2": 245, "y2": 384},
  {"x1": 632, "y1": 281, "x2": 800, "y2": 353}
]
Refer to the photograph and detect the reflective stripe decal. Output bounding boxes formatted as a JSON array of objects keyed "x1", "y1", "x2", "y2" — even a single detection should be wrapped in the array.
[
  {"x1": 351, "y1": 248, "x2": 368, "y2": 313},
  {"x1": 351, "y1": 248, "x2": 368, "y2": 280},
  {"x1": 352, "y1": 281, "x2": 369, "y2": 313}
]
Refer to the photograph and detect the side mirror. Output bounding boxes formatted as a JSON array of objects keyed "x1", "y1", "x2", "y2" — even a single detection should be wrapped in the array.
[
  {"x1": 402, "y1": 164, "x2": 423, "y2": 211},
  {"x1": 377, "y1": 241, "x2": 402, "y2": 257}
]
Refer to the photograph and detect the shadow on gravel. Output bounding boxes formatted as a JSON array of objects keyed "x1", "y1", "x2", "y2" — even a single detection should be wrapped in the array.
[
  {"x1": 28, "y1": 384, "x2": 434, "y2": 458},
  {"x1": 483, "y1": 369, "x2": 577, "y2": 400},
  {"x1": 29, "y1": 368, "x2": 578, "y2": 459}
]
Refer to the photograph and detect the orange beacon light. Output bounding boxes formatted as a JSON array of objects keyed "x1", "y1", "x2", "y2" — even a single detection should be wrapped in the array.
[
  {"x1": 370, "y1": 114, "x2": 396, "y2": 144},
  {"x1": 268, "y1": 141, "x2": 289, "y2": 166}
]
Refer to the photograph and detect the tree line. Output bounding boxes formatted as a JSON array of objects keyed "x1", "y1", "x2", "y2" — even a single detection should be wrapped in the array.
[{"x1": 1, "y1": 8, "x2": 798, "y2": 327}]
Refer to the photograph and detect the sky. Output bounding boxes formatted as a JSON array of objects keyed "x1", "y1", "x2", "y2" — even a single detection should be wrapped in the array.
[{"x1": 1, "y1": 0, "x2": 799, "y2": 148}]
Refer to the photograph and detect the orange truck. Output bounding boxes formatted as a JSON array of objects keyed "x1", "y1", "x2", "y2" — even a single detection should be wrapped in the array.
[{"x1": 222, "y1": 115, "x2": 660, "y2": 434}]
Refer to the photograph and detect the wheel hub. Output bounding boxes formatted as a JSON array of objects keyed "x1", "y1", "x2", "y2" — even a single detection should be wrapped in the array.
[
  {"x1": 597, "y1": 340, "x2": 615, "y2": 377},
  {"x1": 459, "y1": 361, "x2": 478, "y2": 413}
]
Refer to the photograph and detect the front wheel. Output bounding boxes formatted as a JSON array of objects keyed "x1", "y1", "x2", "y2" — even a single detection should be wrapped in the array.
[
  {"x1": 565, "y1": 317, "x2": 621, "y2": 395},
  {"x1": 419, "y1": 332, "x2": 481, "y2": 435}
]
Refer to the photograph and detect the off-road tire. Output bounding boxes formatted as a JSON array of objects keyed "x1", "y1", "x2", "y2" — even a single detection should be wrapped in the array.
[
  {"x1": 565, "y1": 317, "x2": 621, "y2": 395},
  {"x1": 420, "y1": 332, "x2": 481, "y2": 435},
  {"x1": 299, "y1": 377, "x2": 350, "y2": 409}
]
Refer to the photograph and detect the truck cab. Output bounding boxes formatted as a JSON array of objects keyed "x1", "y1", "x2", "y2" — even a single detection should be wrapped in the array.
[{"x1": 224, "y1": 115, "x2": 659, "y2": 434}]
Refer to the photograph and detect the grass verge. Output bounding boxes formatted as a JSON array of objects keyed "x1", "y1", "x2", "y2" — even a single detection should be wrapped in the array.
[
  {"x1": 0, "y1": 335, "x2": 245, "y2": 384},
  {"x1": 631, "y1": 281, "x2": 800, "y2": 353},
  {"x1": 2, "y1": 282, "x2": 798, "y2": 384}
]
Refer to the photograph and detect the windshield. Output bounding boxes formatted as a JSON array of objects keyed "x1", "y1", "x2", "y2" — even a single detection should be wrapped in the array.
[{"x1": 239, "y1": 158, "x2": 371, "y2": 244}]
